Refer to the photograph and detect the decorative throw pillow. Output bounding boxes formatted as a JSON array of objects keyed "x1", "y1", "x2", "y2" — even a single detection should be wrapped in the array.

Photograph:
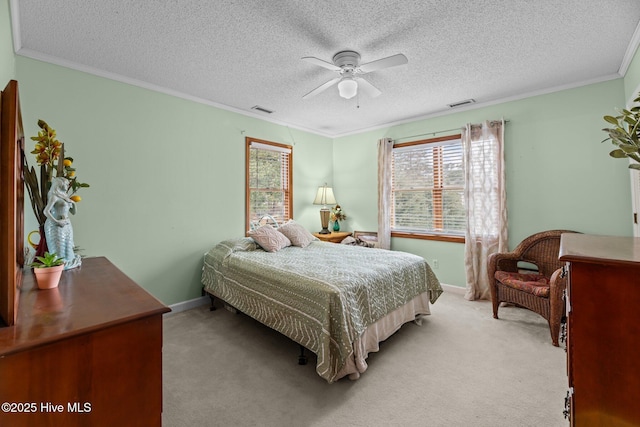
[
  {"x1": 278, "y1": 220, "x2": 316, "y2": 248},
  {"x1": 248, "y1": 224, "x2": 291, "y2": 252}
]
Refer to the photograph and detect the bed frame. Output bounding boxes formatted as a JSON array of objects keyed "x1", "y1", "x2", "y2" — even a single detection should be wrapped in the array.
[{"x1": 204, "y1": 290, "x2": 310, "y2": 365}]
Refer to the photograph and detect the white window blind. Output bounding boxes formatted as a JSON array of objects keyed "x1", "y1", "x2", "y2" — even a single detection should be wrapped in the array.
[
  {"x1": 391, "y1": 136, "x2": 465, "y2": 236},
  {"x1": 246, "y1": 138, "x2": 292, "y2": 230}
]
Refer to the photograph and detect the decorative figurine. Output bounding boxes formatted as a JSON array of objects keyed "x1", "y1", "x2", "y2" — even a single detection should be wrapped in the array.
[{"x1": 44, "y1": 176, "x2": 82, "y2": 270}]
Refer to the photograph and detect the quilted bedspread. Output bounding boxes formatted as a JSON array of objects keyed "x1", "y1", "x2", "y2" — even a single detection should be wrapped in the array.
[{"x1": 201, "y1": 238, "x2": 442, "y2": 383}]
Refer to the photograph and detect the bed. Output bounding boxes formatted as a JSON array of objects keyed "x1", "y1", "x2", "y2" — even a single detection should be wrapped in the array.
[{"x1": 201, "y1": 230, "x2": 442, "y2": 383}]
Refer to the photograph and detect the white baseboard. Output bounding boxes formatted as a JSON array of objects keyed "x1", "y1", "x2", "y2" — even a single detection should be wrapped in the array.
[
  {"x1": 441, "y1": 283, "x2": 466, "y2": 295},
  {"x1": 165, "y1": 283, "x2": 466, "y2": 317},
  {"x1": 165, "y1": 295, "x2": 209, "y2": 316}
]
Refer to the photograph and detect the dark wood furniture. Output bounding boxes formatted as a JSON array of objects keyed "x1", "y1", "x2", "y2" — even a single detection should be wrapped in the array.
[
  {"x1": 559, "y1": 233, "x2": 640, "y2": 426},
  {"x1": 0, "y1": 80, "x2": 25, "y2": 326},
  {"x1": 0, "y1": 257, "x2": 170, "y2": 426},
  {"x1": 488, "y1": 229, "x2": 578, "y2": 346}
]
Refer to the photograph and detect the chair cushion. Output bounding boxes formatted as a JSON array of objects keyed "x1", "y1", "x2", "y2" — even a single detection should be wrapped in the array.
[{"x1": 494, "y1": 271, "x2": 550, "y2": 298}]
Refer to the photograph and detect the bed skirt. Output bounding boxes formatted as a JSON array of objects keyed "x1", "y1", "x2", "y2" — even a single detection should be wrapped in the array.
[{"x1": 336, "y1": 291, "x2": 430, "y2": 381}]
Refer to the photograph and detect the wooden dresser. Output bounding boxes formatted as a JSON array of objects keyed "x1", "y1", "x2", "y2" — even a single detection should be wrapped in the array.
[
  {"x1": 0, "y1": 257, "x2": 170, "y2": 426},
  {"x1": 559, "y1": 234, "x2": 640, "y2": 426}
]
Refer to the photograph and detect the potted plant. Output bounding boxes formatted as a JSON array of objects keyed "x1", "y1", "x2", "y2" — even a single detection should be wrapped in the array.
[
  {"x1": 24, "y1": 120, "x2": 89, "y2": 258},
  {"x1": 602, "y1": 94, "x2": 640, "y2": 169},
  {"x1": 30, "y1": 252, "x2": 65, "y2": 289}
]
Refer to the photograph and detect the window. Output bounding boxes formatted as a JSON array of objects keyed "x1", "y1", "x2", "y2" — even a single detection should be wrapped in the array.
[
  {"x1": 391, "y1": 134, "x2": 465, "y2": 242},
  {"x1": 245, "y1": 137, "x2": 292, "y2": 232}
]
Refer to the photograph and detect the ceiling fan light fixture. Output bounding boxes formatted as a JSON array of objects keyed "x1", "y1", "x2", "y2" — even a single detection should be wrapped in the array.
[
  {"x1": 338, "y1": 78, "x2": 358, "y2": 99},
  {"x1": 302, "y1": 50, "x2": 407, "y2": 100}
]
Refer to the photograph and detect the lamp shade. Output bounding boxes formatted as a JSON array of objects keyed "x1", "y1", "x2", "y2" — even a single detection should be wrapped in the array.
[
  {"x1": 313, "y1": 185, "x2": 336, "y2": 206},
  {"x1": 338, "y1": 78, "x2": 358, "y2": 99}
]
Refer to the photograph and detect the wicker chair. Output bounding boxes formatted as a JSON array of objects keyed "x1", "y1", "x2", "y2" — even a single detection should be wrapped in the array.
[{"x1": 487, "y1": 230, "x2": 579, "y2": 346}]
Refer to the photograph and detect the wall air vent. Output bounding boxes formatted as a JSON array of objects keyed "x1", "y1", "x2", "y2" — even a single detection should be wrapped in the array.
[
  {"x1": 251, "y1": 105, "x2": 274, "y2": 114},
  {"x1": 448, "y1": 99, "x2": 476, "y2": 108}
]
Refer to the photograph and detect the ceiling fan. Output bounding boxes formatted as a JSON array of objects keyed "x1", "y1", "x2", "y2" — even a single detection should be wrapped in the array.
[{"x1": 301, "y1": 50, "x2": 408, "y2": 100}]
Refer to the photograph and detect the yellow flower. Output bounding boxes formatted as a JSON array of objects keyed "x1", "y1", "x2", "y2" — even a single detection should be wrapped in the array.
[
  {"x1": 29, "y1": 120, "x2": 62, "y2": 167},
  {"x1": 26, "y1": 120, "x2": 90, "y2": 227}
]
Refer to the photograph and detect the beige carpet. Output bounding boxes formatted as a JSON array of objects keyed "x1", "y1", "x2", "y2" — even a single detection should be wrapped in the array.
[{"x1": 162, "y1": 291, "x2": 568, "y2": 426}]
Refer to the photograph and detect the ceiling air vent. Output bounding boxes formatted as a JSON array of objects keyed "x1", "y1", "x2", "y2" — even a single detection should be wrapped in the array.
[
  {"x1": 448, "y1": 99, "x2": 476, "y2": 108},
  {"x1": 251, "y1": 105, "x2": 274, "y2": 114}
]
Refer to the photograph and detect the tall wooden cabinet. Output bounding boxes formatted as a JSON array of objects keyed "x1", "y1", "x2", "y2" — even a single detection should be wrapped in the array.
[
  {"x1": 0, "y1": 257, "x2": 170, "y2": 426},
  {"x1": 559, "y1": 234, "x2": 640, "y2": 426},
  {"x1": 0, "y1": 79, "x2": 25, "y2": 327}
]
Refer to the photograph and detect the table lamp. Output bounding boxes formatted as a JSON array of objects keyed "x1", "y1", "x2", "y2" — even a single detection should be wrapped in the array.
[{"x1": 313, "y1": 183, "x2": 336, "y2": 234}]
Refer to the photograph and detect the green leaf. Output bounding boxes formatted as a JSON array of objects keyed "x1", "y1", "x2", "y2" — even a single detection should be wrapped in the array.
[
  {"x1": 604, "y1": 115, "x2": 620, "y2": 125},
  {"x1": 29, "y1": 251, "x2": 64, "y2": 268},
  {"x1": 609, "y1": 128, "x2": 628, "y2": 140},
  {"x1": 621, "y1": 144, "x2": 638, "y2": 153},
  {"x1": 609, "y1": 149, "x2": 628, "y2": 158},
  {"x1": 629, "y1": 163, "x2": 640, "y2": 170}
]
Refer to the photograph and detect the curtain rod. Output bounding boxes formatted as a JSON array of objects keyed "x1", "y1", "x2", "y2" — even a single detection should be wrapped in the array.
[{"x1": 394, "y1": 119, "x2": 509, "y2": 142}]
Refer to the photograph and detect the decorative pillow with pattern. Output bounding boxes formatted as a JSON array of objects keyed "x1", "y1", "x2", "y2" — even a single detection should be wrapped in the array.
[
  {"x1": 248, "y1": 224, "x2": 291, "y2": 252},
  {"x1": 278, "y1": 220, "x2": 316, "y2": 248}
]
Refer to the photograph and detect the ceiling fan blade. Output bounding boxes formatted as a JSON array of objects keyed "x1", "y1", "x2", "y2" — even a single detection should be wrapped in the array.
[
  {"x1": 359, "y1": 53, "x2": 408, "y2": 73},
  {"x1": 301, "y1": 56, "x2": 341, "y2": 71},
  {"x1": 302, "y1": 77, "x2": 341, "y2": 99},
  {"x1": 356, "y1": 78, "x2": 382, "y2": 98}
]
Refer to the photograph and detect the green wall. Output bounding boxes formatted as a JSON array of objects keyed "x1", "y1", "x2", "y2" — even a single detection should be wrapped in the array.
[
  {"x1": 334, "y1": 79, "x2": 632, "y2": 288},
  {"x1": 6, "y1": 0, "x2": 640, "y2": 300},
  {"x1": 0, "y1": 0, "x2": 15, "y2": 82},
  {"x1": 15, "y1": 56, "x2": 332, "y2": 305}
]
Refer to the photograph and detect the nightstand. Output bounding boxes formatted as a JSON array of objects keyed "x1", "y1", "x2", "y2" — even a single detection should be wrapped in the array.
[{"x1": 313, "y1": 231, "x2": 352, "y2": 243}]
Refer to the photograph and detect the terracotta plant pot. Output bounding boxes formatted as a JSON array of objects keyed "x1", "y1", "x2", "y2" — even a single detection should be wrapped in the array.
[{"x1": 33, "y1": 264, "x2": 64, "y2": 290}]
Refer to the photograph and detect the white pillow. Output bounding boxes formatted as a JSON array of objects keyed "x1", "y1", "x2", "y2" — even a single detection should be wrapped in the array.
[
  {"x1": 248, "y1": 224, "x2": 291, "y2": 252},
  {"x1": 278, "y1": 220, "x2": 316, "y2": 248}
]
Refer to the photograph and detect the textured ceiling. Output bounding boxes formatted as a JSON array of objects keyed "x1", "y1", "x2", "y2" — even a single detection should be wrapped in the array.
[{"x1": 10, "y1": 0, "x2": 640, "y2": 137}]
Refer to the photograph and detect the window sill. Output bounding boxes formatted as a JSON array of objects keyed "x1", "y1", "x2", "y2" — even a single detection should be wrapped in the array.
[{"x1": 391, "y1": 231, "x2": 465, "y2": 243}]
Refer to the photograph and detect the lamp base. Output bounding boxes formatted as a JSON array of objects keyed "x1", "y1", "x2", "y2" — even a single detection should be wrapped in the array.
[{"x1": 319, "y1": 208, "x2": 331, "y2": 235}]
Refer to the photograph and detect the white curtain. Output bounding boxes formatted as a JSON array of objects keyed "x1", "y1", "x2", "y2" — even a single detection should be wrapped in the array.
[
  {"x1": 377, "y1": 138, "x2": 393, "y2": 250},
  {"x1": 462, "y1": 120, "x2": 508, "y2": 301}
]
